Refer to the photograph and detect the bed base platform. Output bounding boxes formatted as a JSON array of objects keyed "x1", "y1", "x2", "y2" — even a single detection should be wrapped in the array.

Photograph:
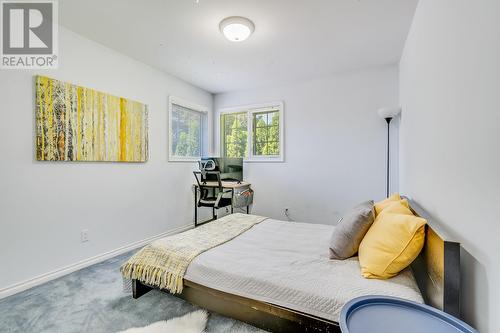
[
  {"x1": 132, "y1": 279, "x2": 341, "y2": 333},
  {"x1": 130, "y1": 197, "x2": 461, "y2": 333}
]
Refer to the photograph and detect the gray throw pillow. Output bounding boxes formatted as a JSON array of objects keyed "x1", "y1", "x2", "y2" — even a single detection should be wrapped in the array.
[{"x1": 329, "y1": 200, "x2": 375, "y2": 260}]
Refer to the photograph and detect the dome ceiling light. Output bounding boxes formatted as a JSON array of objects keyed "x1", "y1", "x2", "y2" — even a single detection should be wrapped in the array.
[{"x1": 219, "y1": 16, "x2": 255, "y2": 42}]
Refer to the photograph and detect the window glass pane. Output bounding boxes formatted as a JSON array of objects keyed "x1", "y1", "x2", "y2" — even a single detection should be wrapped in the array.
[
  {"x1": 224, "y1": 114, "x2": 235, "y2": 131},
  {"x1": 222, "y1": 112, "x2": 247, "y2": 158},
  {"x1": 254, "y1": 141, "x2": 265, "y2": 155},
  {"x1": 269, "y1": 125, "x2": 279, "y2": 142},
  {"x1": 254, "y1": 113, "x2": 267, "y2": 127},
  {"x1": 255, "y1": 127, "x2": 268, "y2": 142},
  {"x1": 267, "y1": 141, "x2": 279, "y2": 155},
  {"x1": 269, "y1": 111, "x2": 279, "y2": 126},
  {"x1": 171, "y1": 104, "x2": 203, "y2": 158},
  {"x1": 252, "y1": 110, "x2": 280, "y2": 156}
]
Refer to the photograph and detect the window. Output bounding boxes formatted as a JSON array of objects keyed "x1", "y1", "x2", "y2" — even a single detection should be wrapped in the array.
[
  {"x1": 220, "y1": 102, "x2": 284, "y2": 162},
  {"x1": 169, "y1": 97, "x2": 208, "y2": 161}
]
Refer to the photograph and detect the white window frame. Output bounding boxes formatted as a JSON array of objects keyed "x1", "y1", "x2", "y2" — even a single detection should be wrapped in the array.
[
  {"x1": 168, "y1": 96, "x2": 209, "y2": 162},
  {"x1": 219, "y1": 101, "x2": 284, "y2": 162}
]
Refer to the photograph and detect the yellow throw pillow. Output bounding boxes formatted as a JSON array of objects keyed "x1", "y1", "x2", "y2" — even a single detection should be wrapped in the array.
[
  {"x1": 374, "y1": 193, "x2": 408, "y2": 215},
  {"x1": 358, "y1": 213, "x2": 426, "y2": 279},
  {"x1": 378, "y1": 200, "x2": 413, "y2": 216}
]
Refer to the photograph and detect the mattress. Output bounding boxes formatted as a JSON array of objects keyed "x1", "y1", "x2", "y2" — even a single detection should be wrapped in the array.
[{"x1": 184, "y1": 218, "x2": 423, "y2": 322}]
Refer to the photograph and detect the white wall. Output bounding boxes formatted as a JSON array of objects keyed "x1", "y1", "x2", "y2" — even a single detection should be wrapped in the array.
[
  {"x1": 0, "y1": 27, "x2": 212, "y2": 292},
  {"x1": 399, "y1": 1, "x2": 500, "y2": 332},
  {"x1": 214, "y1": 66, "x2": 399, "y2": 224}
]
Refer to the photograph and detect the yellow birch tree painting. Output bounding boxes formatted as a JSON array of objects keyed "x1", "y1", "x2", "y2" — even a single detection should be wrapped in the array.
[{"x1": 35, "y1": 76, "x2": 148, "y2": 162}]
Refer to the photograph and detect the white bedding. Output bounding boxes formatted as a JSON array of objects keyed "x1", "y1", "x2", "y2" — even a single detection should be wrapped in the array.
[{"x1": 184, "y1": 218, "x2": 423, "y2": 322}]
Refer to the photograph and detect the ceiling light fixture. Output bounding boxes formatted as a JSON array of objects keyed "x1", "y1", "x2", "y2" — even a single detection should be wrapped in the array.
[{"x1": 219, "y1": 16, "x2": 255, "y2": 42}]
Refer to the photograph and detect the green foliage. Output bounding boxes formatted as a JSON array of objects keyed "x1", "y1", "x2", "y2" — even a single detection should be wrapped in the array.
[
  {"x1": 173, "y1": 109, "x2": 201, "y2": 157},
  {"x1": 224, "y1": 113, "x2": 247, "y2": 158},
  {"x1": 222, "y1": 110, "x2": 280, "y2": 158},
  {"x1": 253, "y1": 111, "x2": 279, "y2": 156},
  {"x1": 175, "y1": 132, "x2": 189, "y2": 156}
]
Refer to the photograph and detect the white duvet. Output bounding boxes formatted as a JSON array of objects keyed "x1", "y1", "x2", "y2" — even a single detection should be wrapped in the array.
[{"x1": 184, "y1": 218, "x2": 423, "y2": 322}]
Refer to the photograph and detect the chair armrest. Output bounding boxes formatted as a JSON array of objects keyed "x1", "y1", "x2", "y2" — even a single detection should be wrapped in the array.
[
  {"x1": 214, "y1": 192, "x2": 223, "y2": 208},
  {"x1": 215, "y1": 190, "x2": 232, "y2": 208}
]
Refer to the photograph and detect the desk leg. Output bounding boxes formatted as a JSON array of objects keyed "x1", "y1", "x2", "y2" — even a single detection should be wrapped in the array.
[
  {"x1": 194, "y1": 187, "x2": 198, "y2": 227},
  {"x1": 231, "y1": 189, "x2": 234, "y2": 214}
]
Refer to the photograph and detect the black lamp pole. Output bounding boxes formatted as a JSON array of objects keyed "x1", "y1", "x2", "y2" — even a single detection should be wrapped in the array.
[{"x1": 385, "y1": 117, "x2": 392, "y2": 198}]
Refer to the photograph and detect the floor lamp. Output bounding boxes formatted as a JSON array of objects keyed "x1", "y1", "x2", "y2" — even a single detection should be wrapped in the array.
[{"x1": 377, "y1": 107, "x2": 401, "y2": 198}]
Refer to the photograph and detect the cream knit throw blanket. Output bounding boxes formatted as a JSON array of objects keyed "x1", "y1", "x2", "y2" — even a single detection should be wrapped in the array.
[{"x1": 121, "y1": 213, "x2": 267, "y2": 294}]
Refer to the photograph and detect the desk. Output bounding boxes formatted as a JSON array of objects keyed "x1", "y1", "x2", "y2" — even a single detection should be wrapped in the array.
[{"x1": 193, "y1": 181, "x2": 252, "y2": 226}]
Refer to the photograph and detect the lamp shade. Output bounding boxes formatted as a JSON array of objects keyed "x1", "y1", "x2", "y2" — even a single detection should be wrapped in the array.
[{"x1": 377, "y1": 107, "x2": 401, "y2": 119}]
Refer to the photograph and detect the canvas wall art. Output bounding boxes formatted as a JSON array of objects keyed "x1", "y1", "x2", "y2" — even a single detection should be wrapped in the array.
[{"x1": 35, "y1": 76, "x2": 148, "y2": 162}]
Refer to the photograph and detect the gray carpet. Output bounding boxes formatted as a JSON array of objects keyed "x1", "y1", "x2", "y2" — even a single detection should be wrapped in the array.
[{"x1": 0, "y1": 251, "x2": 267, "y2": 333}]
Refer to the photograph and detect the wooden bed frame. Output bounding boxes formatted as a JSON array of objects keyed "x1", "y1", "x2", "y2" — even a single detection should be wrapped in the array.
[{"x1": 131, "y1": 198, "x2": 461, "y2": 332}]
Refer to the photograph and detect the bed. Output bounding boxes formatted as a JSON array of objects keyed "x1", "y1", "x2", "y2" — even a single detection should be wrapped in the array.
[{"x1": 130, "y1": 198, "x2": 461, "y2": 333}]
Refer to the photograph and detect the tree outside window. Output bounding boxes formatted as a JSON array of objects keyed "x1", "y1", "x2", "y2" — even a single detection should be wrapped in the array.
[
  {"x1": 169, "y1": 99, "x2": 207, "y2": 161},
  {"x1": 253, "y1": 111, "x2": 279, "y2": 156},
  {"x1": 220, "y1": 103, "x2": 283, "y2": 161},
  {"x1": 222, "y1": 112, "x2": 247, "y2": 158}
]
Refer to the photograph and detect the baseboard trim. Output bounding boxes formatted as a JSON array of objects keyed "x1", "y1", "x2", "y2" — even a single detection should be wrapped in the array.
[{"x1": 0, "y1": 223, "x2": 194, "y2": 300}]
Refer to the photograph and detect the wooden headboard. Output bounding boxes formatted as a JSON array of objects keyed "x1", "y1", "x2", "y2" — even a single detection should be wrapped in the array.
[{"x1": 406, "y1": 198, "x2": 461, "y2": 318}]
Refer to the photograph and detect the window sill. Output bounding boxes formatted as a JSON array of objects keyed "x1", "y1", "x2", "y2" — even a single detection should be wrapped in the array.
[
  {"x1": 168, "y1": 157, "x2": 200, "y2": 163},
  {"x1": 244, "y1": 157, "x2": 284, "y2": 163}
]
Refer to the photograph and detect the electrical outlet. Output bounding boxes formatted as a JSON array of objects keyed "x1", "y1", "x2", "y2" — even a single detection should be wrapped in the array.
[{"x1": 81, "y1": 229, "x2": 89, "y2": 243}]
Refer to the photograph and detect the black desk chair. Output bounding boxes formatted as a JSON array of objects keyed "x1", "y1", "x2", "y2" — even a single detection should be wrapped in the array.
[{"x1": 193, "y1": 171, "x2": 233, "y2": 226}]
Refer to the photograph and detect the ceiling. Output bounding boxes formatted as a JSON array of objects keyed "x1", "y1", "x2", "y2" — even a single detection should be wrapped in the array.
[{"x1": 59, "y1": 0, "x2": 418, "y2": 94}]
